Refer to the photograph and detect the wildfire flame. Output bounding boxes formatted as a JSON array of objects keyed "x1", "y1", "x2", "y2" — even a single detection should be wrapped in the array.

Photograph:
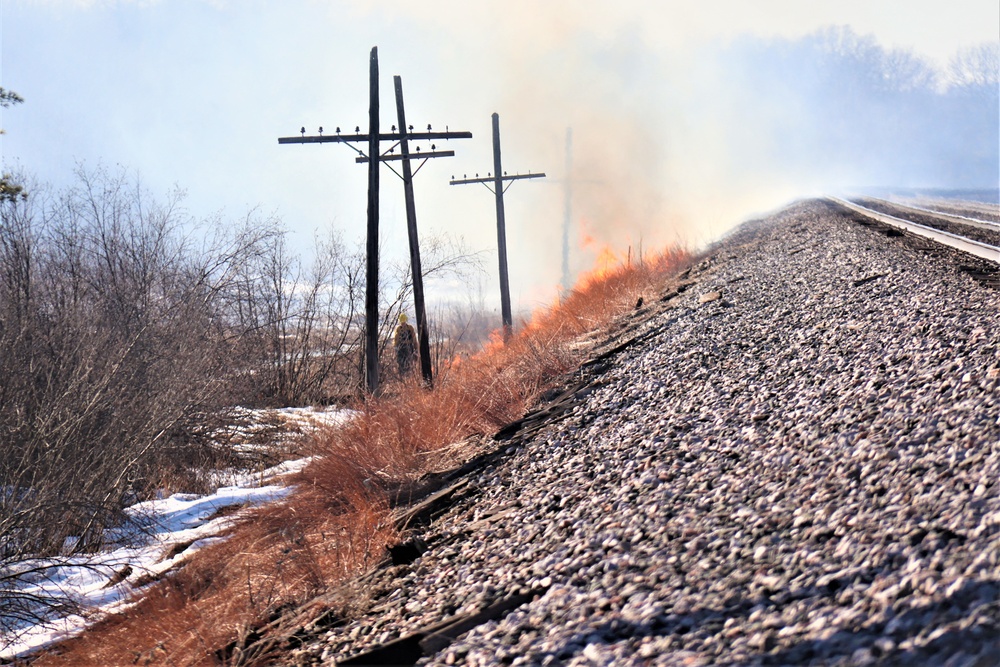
[
  {"x1": 462, "y1": 218, "x2": 667, "y2": 357},
  {"x1": 577, "y1": 225, "x2": 627, "y2": 289},
  {"x1": 480, "y1": 328, "x2": 507, "y2": 355}
]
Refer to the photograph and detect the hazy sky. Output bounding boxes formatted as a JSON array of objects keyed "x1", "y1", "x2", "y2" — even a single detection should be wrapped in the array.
[{"x1": 2, "y1": 0, "x2": 998, "y2": 311}]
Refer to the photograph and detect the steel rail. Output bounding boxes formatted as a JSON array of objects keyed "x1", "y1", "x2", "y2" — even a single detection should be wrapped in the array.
[
  {"x1": 828, "y1": 196, "x2": 1000, "y2": 265},
  {"x1": 866, "y1": 197, "x2": 1000, "y2": 232}
]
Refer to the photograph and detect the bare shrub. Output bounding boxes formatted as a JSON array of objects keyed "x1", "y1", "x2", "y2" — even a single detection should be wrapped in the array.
[{"x1": 0, "y1": 166, "x2": 280, "y2": 639}]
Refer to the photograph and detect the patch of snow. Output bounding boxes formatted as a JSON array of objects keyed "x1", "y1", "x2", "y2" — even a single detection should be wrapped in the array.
[{"x1": 1, "y1": 407, "x2": 354, "y2": 660}]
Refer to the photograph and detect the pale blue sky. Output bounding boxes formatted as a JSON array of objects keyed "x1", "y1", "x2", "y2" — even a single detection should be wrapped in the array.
[{"x1": 2, "y1": 0, "x2": 998, "y2": 309}]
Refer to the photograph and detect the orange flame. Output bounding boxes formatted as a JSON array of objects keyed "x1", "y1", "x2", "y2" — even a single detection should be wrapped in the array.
[
  {"x1": 521, "y1": 302, "x2": 557, "y2": 335},
  {"x1": 575, "y1": 217, "x2": 629, "y2": 289},
  {"x1": 576, "y1": 244, "x2": 625, "y2": 289},
  {"x1": 480, "y1": 328, "x2": 507, "y2": 355}
]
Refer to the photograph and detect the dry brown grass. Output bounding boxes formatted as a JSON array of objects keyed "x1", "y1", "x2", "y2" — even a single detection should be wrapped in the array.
[
  {"x1": 32, "y1": 487, "x2": 394, "y2": 667},
  {"x1": 29, "y1": 246, "x2": 688, "y2": 667}
]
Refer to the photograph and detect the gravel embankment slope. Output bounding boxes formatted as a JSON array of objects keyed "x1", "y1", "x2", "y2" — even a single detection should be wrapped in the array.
[{"x1": 294, "y1": 199, "x2": 1000, "y2": 666}]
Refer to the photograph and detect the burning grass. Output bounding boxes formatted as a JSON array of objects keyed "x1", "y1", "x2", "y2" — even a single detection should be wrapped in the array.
[{"x1": 28, "y1": 245, "x2": 688, "y2": 666}]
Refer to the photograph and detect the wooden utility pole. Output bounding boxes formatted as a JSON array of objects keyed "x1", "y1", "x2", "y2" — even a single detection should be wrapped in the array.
[
  {"x1": 547, "y1": 127, "x2": 602, "y2": 293},
  {"x1": 561, "y1": 127, "x2": 573, "y2": 292},
  {"x1": 279, "y1": 47, "x2": 471, "y2": 395},
  {"x1": 450, "y1": 113, "x2": 544, "y2": 341},
  {"x1": 393, "y1": 75, "x2": 433, "y2": 387},
  {"x1": 364, "y1": 47, "x2": 380, "y2": 395},
  {"x1": 491, "y1": 114, "x2": 513, "y2": 341}
]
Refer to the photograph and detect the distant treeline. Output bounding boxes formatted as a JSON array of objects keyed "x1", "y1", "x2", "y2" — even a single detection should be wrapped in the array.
[{"x1": 718, "y1": 27, "x2": 998, "y2": 189}]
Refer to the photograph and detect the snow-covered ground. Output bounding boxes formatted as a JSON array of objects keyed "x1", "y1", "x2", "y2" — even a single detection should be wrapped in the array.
[{"x1": 1, "y1": 406, "x2": 353, "y2": 660}]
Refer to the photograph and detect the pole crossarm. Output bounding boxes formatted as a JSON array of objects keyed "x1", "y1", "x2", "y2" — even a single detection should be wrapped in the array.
[
  {"x1": 449, "y1": 172, "x2": 545, "y2": 186},
  {"x1": 356, "y1": 150, "x2": 455, "y2": 163},
  {"x1": 278, "y1": 131, "x2": 472, "y2": 145}
]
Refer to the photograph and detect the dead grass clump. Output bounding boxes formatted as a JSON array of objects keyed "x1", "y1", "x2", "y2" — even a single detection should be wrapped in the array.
[
  {"x1": 532, "y1": 248, "x2": 688, "y2": 340},
  {"x1": 32, "y1": 244, "x2": 688, "y2": 666},
  {"x1": 304, "y1": 246, "x2": 690, "y2": 485},
  {"x1": 32, "y1": 485, "x2": 395, "y2": 667}
]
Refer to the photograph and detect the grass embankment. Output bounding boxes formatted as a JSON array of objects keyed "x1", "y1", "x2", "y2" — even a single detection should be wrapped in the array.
[{"x1": 33, "y1": 248, "x2": 688, "y2": 667}]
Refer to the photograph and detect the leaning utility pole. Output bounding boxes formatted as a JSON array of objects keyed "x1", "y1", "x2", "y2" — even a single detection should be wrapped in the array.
[
  {"x1": 393, "y1": 76, "x2": 432, "y2": 386},
  {"x1": 279, "y1": 47, "x2": 471, "y2": 394},
  {"x1": 450, "y1": 113, "x2": 545, "y2": 341}
]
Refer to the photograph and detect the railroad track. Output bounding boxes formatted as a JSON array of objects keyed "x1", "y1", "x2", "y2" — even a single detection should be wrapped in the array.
[
  {"x1": 869, "y1": 198, "x2": 1000, "y2": 233},
  {"x1": 827, "y1": 196, "x2": 1000, "y2": 266},
  {"x1": 903, "y1": 197, "x2": 1000, "y2": 223}
]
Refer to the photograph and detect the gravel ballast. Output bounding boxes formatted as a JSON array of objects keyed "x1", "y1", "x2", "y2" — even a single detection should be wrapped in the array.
[{"x1": 292, "y1": 199, "x2": 1000, "y2": 666}]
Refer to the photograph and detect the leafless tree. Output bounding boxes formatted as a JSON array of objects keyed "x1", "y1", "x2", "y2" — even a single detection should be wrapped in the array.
[
  {"x1": 0, "y1": 166, "x2": 280, "y2": 638},
  {"x1": 427, "y1": 294, "x2": 497, "y2": 378},
  {"x1": 224, "y1": 227, "x2": 363, "y2": 405},
  {"x1": 947, "y1": 42, "x2": 1000, "y2": 94},
  {"x1": 370, "y1": 234, "x2": 484, "y2": 385}
]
